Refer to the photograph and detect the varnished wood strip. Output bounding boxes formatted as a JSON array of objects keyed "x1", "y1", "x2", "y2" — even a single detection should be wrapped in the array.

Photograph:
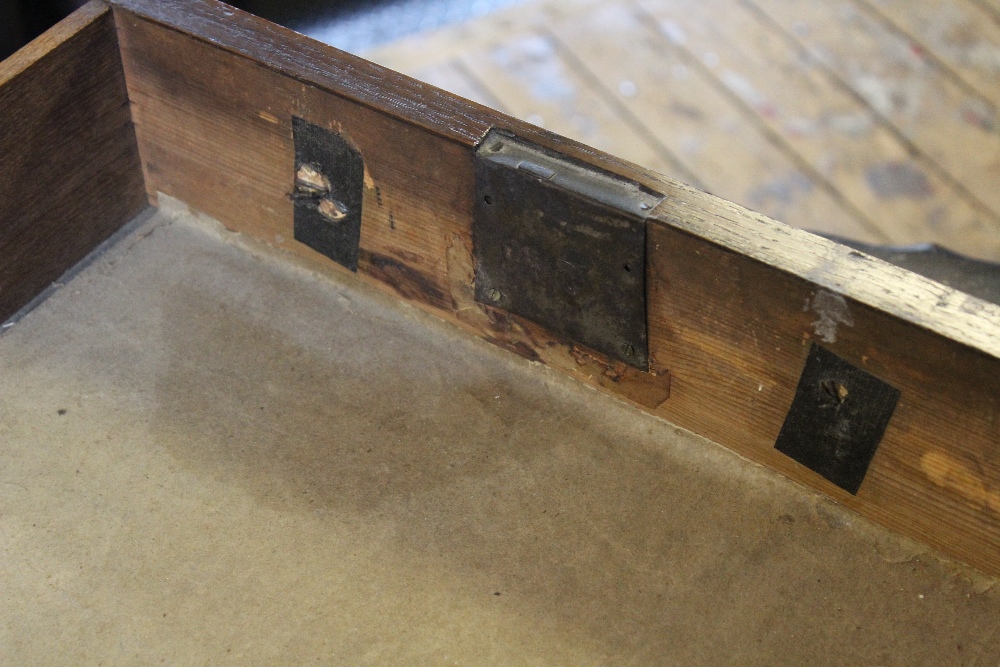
[
  {"x1": 0, "y1": 1, "x2": 147, "y2": 322},
  {"x1": 109, "y1": 0, "x2": 498, "y2": 145},
  {"x1": 407, "y1": 60, "x2": 511, "y2": 114},
  {"x1": 0, "y1": 1, "x2": 105, "y2": 82},
  {"x1": 110, "y1": 0, "x2": 1000, "y2": 575}
]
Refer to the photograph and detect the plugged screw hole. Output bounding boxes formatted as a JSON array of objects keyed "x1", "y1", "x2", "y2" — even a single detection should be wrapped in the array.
[{"x1": 819, "y1": 379, "x2": 849, "y2": 405}]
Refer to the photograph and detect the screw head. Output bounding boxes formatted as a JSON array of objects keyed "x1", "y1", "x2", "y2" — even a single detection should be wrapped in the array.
[
  {"x1": 488, "y1": 288, "x2": 503, "y2": 303},
  {"x1": 623, "y1": 344, "x2": 636, "y2": 358}
]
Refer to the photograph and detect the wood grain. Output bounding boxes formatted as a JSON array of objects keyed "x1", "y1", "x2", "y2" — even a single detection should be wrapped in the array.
[
  {"x1": 407, "y1": 60, "x2": 510, "y2": 115},
  {"x1": 638, "y1": 0, "x2": 1000, "y2": 258},
  {"x1": 0, "y1": 1, "x2": 146, "y2": 322},
  {"x1": 109, "y1": 0, "x2": 1000, "y2": 575},
  {"x1": 647, "y1": 183, "x2": 1000, "y2": 576},
  {"x1": 860, "y1": 0, "x2": 1000, "y2": 110},
  {"x1": 748, "y1": 0, "x2": 1000, "y2": 233},
  {"x1": 111, "y1": 0, "x2": 674, "y2": 408}
]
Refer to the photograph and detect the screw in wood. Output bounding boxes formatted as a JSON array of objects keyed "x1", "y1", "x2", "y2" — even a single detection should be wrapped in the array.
[{"x1": 318, "y1": 197, "x2": 349, "y2": 221}]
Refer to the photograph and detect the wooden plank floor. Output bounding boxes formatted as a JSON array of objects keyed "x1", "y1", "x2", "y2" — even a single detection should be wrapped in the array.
[{"x1": 364, "y1": 0, "x2": 1000, "y2": 260}]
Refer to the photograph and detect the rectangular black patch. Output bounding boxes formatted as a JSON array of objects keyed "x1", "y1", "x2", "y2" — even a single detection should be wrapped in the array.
[
  {"x1": 292, "y1": 117, "x2": 364, "y2": 272},
  {"x1": 775, "y1": 344, "x2": 900, "y2": 494},
  {"x1": 473, "y1": 131, "x2": 660, "y2": 370}
]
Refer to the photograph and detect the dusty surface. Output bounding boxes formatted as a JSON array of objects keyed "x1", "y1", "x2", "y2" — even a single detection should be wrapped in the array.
[{"x1": 1, "y1": 207, "x2": 998, "y2": 665}]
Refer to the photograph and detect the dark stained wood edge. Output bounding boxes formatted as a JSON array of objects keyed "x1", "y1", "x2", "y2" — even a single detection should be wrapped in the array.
[
  {"x1": 0, "y1": 0, "x2": 148, "y2": 322},
  {"x1": 108, "y1": 0, "x2": 495, "y2": 145},
  {"x1": 107, "y1": 0, "x2": 1000, "y2": 575},
  {"x1": 106, "y1": 0, "x2": 677, "y2": 195},
  {"x1": 0, "y1": 0, "x2": 107, "y2": 86}
]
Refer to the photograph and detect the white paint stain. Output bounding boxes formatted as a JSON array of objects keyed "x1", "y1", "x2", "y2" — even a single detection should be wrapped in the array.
[
  {"x1": 659, "y1": 20, "x2": 687, "y2": 45},
  {"x1": 806, "y1": 290, "x2": 854, "y2": 344},
  {"x1": 852, "y1": 74, "x2": 926, "y2": 120},
  {"x1": 490, "y1": 36, "x2": 575, "y2": 103},
  {"x1": 783, "y1": 116, "x2": 820, "y2": 137},
  {"x1": 720, "y1": 70, "x2": 768, "y2": 110},
  {"x1": 618, "y1": 80, "x2": 638, "y2": 97},
  {"x1": 828, "y1": 111, "x2": 873, "y2": 137}
]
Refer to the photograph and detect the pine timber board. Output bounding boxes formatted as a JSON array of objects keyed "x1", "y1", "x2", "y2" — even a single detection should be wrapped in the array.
[
  {"x1": 0, "y1": 1, "x2": 146, "y2": 322},
  {"x1": 749, "y1": 0, "x2": 1000, "y2": 231},
  {"x1": 637, "y1": 0, "x2": 1000, "y2": 257},
  {"x1": 861, "y1": 0, "x2": 1000, "y2": 109},
  {"x1": 100, "y1": 0, "x2": 1000, "y2": 575}
]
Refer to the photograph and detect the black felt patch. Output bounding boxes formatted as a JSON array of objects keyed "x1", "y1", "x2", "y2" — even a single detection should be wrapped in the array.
[
  {"x1": 775, "y1": 344, "x2": 900, "y2": 494},
  {"x1": 292, "y1": 117, "x2": 364, "y2": 272}
]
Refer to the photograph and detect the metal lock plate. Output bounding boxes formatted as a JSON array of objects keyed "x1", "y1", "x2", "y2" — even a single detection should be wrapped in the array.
[
  {"x1": 292, "y1": 117, "x2": 364, "y2": 272},
  {"x1": 473, "y1": 130, "x2": 663, "y2": 370}
]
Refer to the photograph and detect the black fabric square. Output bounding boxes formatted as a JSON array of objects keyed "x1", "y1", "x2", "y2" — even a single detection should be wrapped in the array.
[{"x1": 775, "y1": 344, "x2": 900, "y2": 494}]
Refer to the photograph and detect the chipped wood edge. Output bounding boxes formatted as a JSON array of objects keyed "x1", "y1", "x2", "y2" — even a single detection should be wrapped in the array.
[
  {"x1": 0, "y1": 0, "x2": 109, "y2": 86},
  {"x1": 650, "y1": 181, "x2": 1000, "y2": 360}
]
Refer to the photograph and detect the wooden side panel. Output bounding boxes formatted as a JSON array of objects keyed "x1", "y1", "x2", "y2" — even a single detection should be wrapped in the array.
[
  {"x1": 111, "y1": 0, "x2": 675, "y2": 408},
  {"x1": 647, "y1": 204, "x2": 1000, "y2": 575},
  {"x1": 111, "y1": 0, "x2": 1000, "y2": 575},
  {"x1": 0, "y1": 1, "x2": 147, "y2": 321}
]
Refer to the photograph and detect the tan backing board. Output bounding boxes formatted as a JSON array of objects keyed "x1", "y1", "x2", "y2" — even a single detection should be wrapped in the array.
[{"x1": 0, "y1": 1, "x2": 146, "y2": 322}]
